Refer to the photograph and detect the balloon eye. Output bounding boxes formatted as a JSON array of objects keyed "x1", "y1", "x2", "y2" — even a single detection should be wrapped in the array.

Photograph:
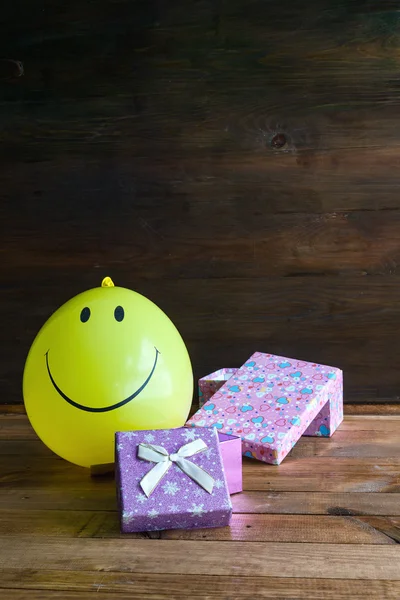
[
  {"x1": 114, "y1": 306, "x2": 124, "y2": 322},
  {"x1": 80, "y1": 307, "x2": 91, "y2": 323}
]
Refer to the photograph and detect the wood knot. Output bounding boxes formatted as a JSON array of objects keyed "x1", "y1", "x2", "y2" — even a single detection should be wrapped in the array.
[
  {"x1": 0, "y1": 59, "x2": 24, "y2": 81},
  {"x1": 270, "y1": 133, "x2": 287, "y2": 149},
  {"x1": 327, "y1": 507, "x2": 358, "y2": 516}
]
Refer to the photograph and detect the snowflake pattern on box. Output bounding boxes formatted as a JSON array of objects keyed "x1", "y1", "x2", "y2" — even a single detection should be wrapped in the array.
[
  {"x1": 181, "y1": 428, "x2": 197, "y2": 442},
  {"x1": 115, "y1": 427, "x2": 232, "y2": 533},
  {"x1": 163, "y1": 481, "x2": 180, "y2": 496},
  {"x1": 187, "y1": 352, "x2": 343, "y2": 465},
  {"x1": 214, "y1": 479, "x2": 225, "y2": 489}
]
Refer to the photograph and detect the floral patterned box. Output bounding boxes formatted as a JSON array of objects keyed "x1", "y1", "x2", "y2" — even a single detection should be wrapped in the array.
[
  {"x1": 199, "y1": 368, "x2": 237, "y2": 407},
  {"x1": 199, "y1": 367, "x2": 343, "y2": 439},
  {"x1": 115, "y1": 427, "x2": 232, "y2": 533},
  {"x1": 187, "y1": 352, "x2": 343, "y2": 465}
]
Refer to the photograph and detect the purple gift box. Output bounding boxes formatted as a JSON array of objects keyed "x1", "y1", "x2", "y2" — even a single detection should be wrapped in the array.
[
  {"x1": 187, "y1": 352, "x2": 343, "y2": 465},
  {"x1": 115, "y1": 427, "x2": 232, "y2": 533}
]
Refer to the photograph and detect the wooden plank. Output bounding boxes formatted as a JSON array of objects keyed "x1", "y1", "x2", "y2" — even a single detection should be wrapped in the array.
[
  {"x1": 339, "y1": 416, "x2": 400, "y2": 429},
  {"x1": 0, "y1": 572, "x2": 399, "y2": 600},
  {"x1": 359, "y1": 516, "x2": 400, "y2": 544},
  {"x1": 5, "y1": 276, "x2": 400, "y2": 404},
  {"x1": 0, "y1": 425, "x2": 399, "y2": 457},
  {"x1": 244, "y1": 457, "x2": 400, "y2": 473},
  {"x1": 3, "y1": 34, "x2": 400, "y2": 155},
  {"x1": 0, "y1": 416, "x2": 37, "y2": 440},
  {"x1": 232, "y1": 492, "x2": 400, "y2": 516},
  {"x1": 0, "y1": 510, "x2": 395, "y2": 545},
  {"x1": 1, "y1": 488, "x2": 398, "y2": 516},
  {"x1": 2, "y1": 451, "x2": 399, "y2": 472},
  {"x1": 1, "y1": 486, "x2": 399, "y2": 517},
  {"x1": 0, "y1": 406, "x2": 26, "y2": 415},
  {"x1": 6, "y1": 207, "x2": 400, "y2": 278},
  {"x1": 2, "y1": 37, "x2": 400, "y2": 166},
  {"x1": 8, "y1": 274, "x2": 400, "y2": 344},
  {"x1": 5, "y1": 470, "x2": 397, "y2": 493},
  {"x1": 345, "y1": 406, "x2": 400, "y2": 415},
  {"x1": 0, "y1": 488, "x2": 117, "y2": 512},
  {"x1": 0, "y1": 510, "x2": 112, "y2": 539},
  {"x1": 0, "y1": 416, "x2": 399, "y2": 456},
  {"x1": 0, "y1": 413, "x2": 398, "y2": 442},
  {"x1": 289, "y1": 432, "x2": 400, "y2": 458},
  {"x1": 0, "y1": 536, "x2": 399, "y2": 580},
  {"x1": 0, "y1": 434, "x2": 399, "y2": 458},
  {"x1": 242, "y1": 473, "x2": 399, "y2": 493},
  {"x1": 1, "y1": 455, "x2": 398, "y2": 493},
  {"x1": 0, "y1": 440, "x2": 52, "y2": 456},
  {"x1": 160, "y1": 514, "x2": 397, "y2": 545}
]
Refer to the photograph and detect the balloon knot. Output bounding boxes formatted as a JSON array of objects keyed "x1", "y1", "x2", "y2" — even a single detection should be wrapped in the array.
[{"x1": 101, "y1": 277, "x2": 115, "y2": 288}]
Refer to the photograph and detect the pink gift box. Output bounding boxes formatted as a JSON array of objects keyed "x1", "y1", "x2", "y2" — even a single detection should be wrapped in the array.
[
  {"x1": 187, "y1": 352, "x2": 343, "y2": 465},
  {"x1": 200, "y1": 367, "x2": 343, "y2": 439},
  {"x1": 199, "y1": 368, "x2": 237, "y2": 407},
  {"x1": 217, "y1": 432, "x2": 242, "y2": 494}
]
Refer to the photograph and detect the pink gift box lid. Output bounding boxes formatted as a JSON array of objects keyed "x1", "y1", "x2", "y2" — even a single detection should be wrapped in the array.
[
  {"x1": 187, "y1": 351, "x2": 343, "y2": 465},
  {"x1": 200, "y1": 368, "x2": 237, "y2": 384}
]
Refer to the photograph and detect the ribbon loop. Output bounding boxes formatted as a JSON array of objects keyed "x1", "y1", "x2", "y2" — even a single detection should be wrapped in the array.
[
  {"x1": 138, "y1": 443, "x2": 169, "y2": 463},
  {"x1": 138, "y1": 438, "x2": 215, "y2": 497},
  {"x1": 176, "y1": 438, "x2": 207, "y2": 458}
]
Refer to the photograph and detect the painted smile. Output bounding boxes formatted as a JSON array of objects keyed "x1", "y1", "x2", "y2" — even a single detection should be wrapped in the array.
[{"x1": 45, "y1": 347, "x2": 160, "y2": 413}]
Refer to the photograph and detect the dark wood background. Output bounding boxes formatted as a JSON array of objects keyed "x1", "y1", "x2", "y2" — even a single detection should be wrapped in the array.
[{"x1": 2, "y1": 0, "x2": 400, "y2": 405}]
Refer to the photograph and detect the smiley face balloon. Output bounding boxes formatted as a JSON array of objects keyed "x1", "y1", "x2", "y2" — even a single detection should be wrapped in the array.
[{"x1": 23, "y1": 278, "x2": 193, "y2": 467}]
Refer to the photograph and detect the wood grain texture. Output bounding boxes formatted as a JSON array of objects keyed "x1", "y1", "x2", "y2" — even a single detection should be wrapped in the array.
[
  {"x1": 0, "y1": 406, "x2": 26, "y2": 415},
  {"x1": 0, "y1": 411, "x2": 399, "y2": 597},
  {"x1": 4, "y1": 275, "x2": 400, "y2": 404},
  {"x1": 344, "y1": 405, "x2": 400, "y2": 415},
  {"x1": 2, "y1": 0, "x2": 400, "y2": 404},
  {"x1": 0, "y1": 536, "x2": 399, "y2": 579},
  {"x1": 232, "y1": 491, "x2": 400, "y2": 516},
  {"x1": 0, "y1": 574, "x2": 399, "y2": 600},
  {"x1": 1, "y1": 487, "x2": 399, "y2": 516},
  {"x1": 1, "y1": 465, "x2": 397, "y2": 493},
  {"x1": 0, "y1": 441, "x2": 398, "y2": 493},
  {"x1": 5, "y1": 203, "x2": 400, "y2": 278},
  {"x1": 339, "y1": 415, "x2": 400, "y2": 427},
  {"x1": 0, "y1": 510, "x2": 396, "y2": 544}
]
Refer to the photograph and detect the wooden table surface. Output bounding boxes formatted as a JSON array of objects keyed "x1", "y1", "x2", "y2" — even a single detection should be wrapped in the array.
[{"x1": 0, "y1": 408, "x2": 399, "y2": 599}]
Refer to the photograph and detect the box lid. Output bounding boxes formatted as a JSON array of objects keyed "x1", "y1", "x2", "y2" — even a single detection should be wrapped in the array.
[
  {"x1": 115, "y1": 427, "x2": 232, "y2": 531},
  {"x1": 187, "y1": 352, "x2": 342, "y2": 464}
]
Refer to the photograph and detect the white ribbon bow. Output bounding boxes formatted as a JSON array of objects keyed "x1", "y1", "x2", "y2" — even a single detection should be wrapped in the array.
[{"x1": 138, "y1": 438, "x2": 214, "y2": 497}]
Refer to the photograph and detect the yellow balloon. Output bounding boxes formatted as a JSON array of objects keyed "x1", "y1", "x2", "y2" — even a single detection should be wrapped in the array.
[{"x1": 23, "y1": 278, "x2": 193, "y2": 467}]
